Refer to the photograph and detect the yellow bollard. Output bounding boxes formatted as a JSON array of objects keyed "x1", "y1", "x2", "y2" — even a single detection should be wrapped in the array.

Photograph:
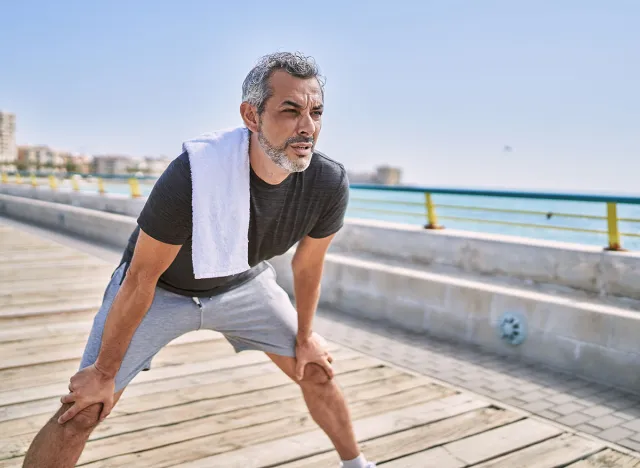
[
  {"x1": 48, "y1": 175, "x2": 58, "y2": 190},
  {"x1": 98, "y1": 178, "x2": 106, "y2": 195},
  {"x1": 606, "y1": 202, "x2": 622, "y2": 250},
  {"x1": 424, "y1": 192, "x2": 443, "y2": 229},
  {"x1": 1, "y1": 172, "x2": 7, "y2": 184},
  {"x1": 15, "y1": 173, "x2": 23, "y2": 184},
  {"x1": 71, "y1": 177, "x2": 80, "y2": 192},
  {"x1": 31, "y1": 174, "x2": 37, "y2": 188},
  {"x1": 129, "y1": 177, "x2": 141, "y2": 198}
]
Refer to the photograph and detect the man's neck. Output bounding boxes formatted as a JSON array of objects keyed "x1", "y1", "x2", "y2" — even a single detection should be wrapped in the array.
[{"x1": 249, "y1": 132, "x2": 290, "y2": 185}]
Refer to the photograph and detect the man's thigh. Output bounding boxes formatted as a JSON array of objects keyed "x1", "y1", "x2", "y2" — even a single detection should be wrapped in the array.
[
  {"x1": 79, "y1": 262, "x2": 201, "y2": 392},
  {"x1": 202, "y1": 263, "x2": 300, "y2": 358}
]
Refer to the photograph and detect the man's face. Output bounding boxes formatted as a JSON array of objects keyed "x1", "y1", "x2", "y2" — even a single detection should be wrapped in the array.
[{"x1": 256, "y1": 70, "x2": 323, "y2": 173}]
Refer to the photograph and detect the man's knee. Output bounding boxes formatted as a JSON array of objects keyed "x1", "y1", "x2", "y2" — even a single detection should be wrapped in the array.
[
  {"x1": 300, "y1": 363, "x2": 331, "y2": 386},
  {"x1": 60, "y1": 403, "x2": 102, "y2": 435}
]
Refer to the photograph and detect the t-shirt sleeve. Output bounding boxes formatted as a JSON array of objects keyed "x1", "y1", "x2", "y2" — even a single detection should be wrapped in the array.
[
  {"x1": 308, "y1": 169, "x2": 349, "y2": 239},
  {"x1": 137, "y1": 152, "x2": 192, "y2": 245}
]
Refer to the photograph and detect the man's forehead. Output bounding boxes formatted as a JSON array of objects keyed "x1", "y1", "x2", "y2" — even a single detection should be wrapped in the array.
[{"x1": 269, "y1": 71, "x2": 323, "y2": 104}]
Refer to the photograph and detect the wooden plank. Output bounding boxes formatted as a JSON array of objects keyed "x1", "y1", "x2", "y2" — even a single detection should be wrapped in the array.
[
  {"x1": 0, "y1": 349, "x2": 360, "y2": 423},
  {"x1": 443, "y1": 419, "x2": 562, "y2": 465},
  {"x1": 0, "y1": 340, "x2": 253, "y2": 395},
  {"x1": 1, "y1": 365, "x2": 418, "y2": 459},
  {"x1": 169, "y1": 393, "x2": 486, "y2": 468},
  {"x1": 0, "y1": 276, "x2": 109, "y2": 294},
  {"x1": 0, "y1": 333, "x2": 229, "y2": 403},
  {"x1": 0, "y1": 351, "x2": 267, "y2": 423},
  {"x1": 0, "y1": 320, "x2": 94, "y2": 343},
  {"x1": 0, "y1": 250, "x2": 89, "y2": 262},
  {"x1": 0, "y1": 265, "x2": 113, "y2": 283},
  {"x1": 0, "y1": 279, "x2": 107, "y2": 307},
  {"x1": 381, "y1": 447, "x2": 464, "y2": 468},
  {"x1": 0, "y1": 301, "x2": 101, "y2": 320},
  {"x1": 472, "y1": 433, "x2": 605, "y2": 467},
  {"x1": 0, "y1": 358, "x2": 385, "y2": 439},
  {"x1": 0, "y1": 310, "x2": 97, "y2": 329},
  {"x1": 0, "y1": 258, "x2": 109, "y2": 272},
  {"x1": 0, "y1": 333, "x2": 90, "y2": 356},
  {"x1": 0, "y1": 291, "x2": 104, "y2": 309},
  {"x1": 114, "y1": 353, "x2": 368, "y2": 414},
  {"x1": 279, "y1": 407, "x2": 522, "y2": 468},
  {"x1": 0, "y1": 336, "x2": 232, "y2": 378},
  {"x1": 80, "y1": 386, "x2": 464, "y2": 467},
  {"x1": 567, "y1": 448, "x2": 640, "y2": 467}
]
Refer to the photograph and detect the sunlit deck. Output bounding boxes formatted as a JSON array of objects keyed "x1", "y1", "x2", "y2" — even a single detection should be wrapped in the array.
[{"x1": 1, "y1": 220, "x2": 639, "y2": 467}]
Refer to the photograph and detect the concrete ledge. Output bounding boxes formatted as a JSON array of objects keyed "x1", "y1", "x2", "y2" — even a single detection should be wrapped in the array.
[
  {"x1": 0, "y1": 193, "x2": 136, "y2": 249},
  {"x1": 332, "y1": 218, "x2": 640, "y2": 301},
  {"x1": 0, "y1": 184, "x2": 146, "y2": 217}
]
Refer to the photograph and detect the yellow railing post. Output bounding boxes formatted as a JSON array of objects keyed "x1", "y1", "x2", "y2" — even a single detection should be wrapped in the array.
[
  {"x1": 98, "y1": 178, "x2": 106, "y2": 195},
  {"x1": 71, "y1": 177, "x2": 80, "y2": 192},
  {"x1": 606, "y1": 202, "x2": 622, "y2": 250},
  {"x1": 0, "y1": 172, "x2": 7, "y2": 184},
  {"x1": 129, "y1": 177, "x2": 141, "y2": 198},
  {"x1": 15, "y1": 173, "x2": 23, "y2": 184},
  {"x1": 48, "y1": 175, "x2": 58, "y2": 190},
  {"x1": 424, "y1": 192, "x2": 443, "y2": 229},
  {"x1": 31, "y1": 174, "x2": 37, "y2": 188}
]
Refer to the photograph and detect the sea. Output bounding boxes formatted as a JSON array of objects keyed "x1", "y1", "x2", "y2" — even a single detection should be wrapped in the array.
[{"x1": 62, "y1": 179, "x2": 640, "y2": 251}]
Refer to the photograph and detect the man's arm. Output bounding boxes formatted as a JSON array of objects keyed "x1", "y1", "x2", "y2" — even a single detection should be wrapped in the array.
[
  {"x1": 59, "y1": 229, "x2": 181, "y2": 423},
  {"x1": 95, "y1": 229, "x2": 181, "y2": 376},
  {"x1": 291, "y1": 233, "x2": 335, "y2": 380}
]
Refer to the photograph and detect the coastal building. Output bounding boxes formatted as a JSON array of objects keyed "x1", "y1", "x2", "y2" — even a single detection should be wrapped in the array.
[{"x1": 0, "y1": 112, "x2": 17, "y2": 170}]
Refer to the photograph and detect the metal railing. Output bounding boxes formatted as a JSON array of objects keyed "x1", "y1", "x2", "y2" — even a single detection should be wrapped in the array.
[
  {"x1": 2, "y1": 171, "x2": 640, "y2": 251},
  {"x1": 0, "y1": 171, "x2": 147, "y2": 198},
  {"x1": 349, "y1": 184, "x2": 640, "y2": 251}
]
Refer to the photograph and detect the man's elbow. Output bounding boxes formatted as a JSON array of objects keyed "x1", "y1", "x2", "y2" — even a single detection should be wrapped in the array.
[{"x1": 123, "y1": 263, "x2": 161, "y2": 292}]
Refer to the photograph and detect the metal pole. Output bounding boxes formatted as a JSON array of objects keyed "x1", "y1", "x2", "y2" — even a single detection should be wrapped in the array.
[
  {"x1": 424, "y1": 193, "x2": 442, "y2": 229},
  {"x1": 606, "y1": 202, "x2": 622, "y2": 250}
]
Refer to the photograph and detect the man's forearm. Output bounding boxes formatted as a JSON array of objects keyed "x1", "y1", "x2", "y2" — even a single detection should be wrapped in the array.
[
  {"x1": 94, "y1": 275, "x2": 157, "y2": 377},
  {"x1": 292, "y1": 266, "x2": 323, "y2": 341}
]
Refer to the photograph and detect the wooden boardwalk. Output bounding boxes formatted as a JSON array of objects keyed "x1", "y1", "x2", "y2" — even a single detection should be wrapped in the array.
[{"x1": 1, "y1": 219, "x2": 639, "y2": 467}]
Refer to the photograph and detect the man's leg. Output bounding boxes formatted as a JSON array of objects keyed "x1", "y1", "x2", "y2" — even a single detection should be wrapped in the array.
[
  {"x1": 267, "y1": 353, "x2": 361, "y2": 461},
  {"x1": 23, "y1": 390, "x2": 125, "y2": 468},
  {"x1": 203, "y1": 264, "x2": 372, "y2": 466},
  {"x1": 23, "y1": 262, "x2": 202, "y2": 467}
]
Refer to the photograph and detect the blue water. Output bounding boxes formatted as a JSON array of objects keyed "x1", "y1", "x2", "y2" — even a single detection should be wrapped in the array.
[{"x1": 70, "y1": 181, "x2": 640, "y2": 250}]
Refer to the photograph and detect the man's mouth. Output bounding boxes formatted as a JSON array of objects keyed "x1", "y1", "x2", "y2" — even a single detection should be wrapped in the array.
[{"x1": 290, "y1": 143, "x2": 312, "y2": 157}]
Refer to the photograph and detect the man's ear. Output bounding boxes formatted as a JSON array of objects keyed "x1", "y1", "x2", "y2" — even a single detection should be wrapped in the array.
[{"x1": 240, "y1": 102, "x2": 259, "y2": 133}]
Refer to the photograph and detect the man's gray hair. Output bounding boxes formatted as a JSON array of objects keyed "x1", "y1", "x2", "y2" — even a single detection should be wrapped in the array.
[{"x1": 242, "y1": 52, "x2": 325, "y2": 114}]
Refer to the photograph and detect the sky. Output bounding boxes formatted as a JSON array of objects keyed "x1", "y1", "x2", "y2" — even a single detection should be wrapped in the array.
[{"x1": 1, "y1": 0, "x2": 638, "y2": 192}]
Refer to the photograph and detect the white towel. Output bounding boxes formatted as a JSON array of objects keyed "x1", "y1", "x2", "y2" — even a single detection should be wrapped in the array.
[{"x1": 182, "y1": 126, "x2": 251, "y2": 279}]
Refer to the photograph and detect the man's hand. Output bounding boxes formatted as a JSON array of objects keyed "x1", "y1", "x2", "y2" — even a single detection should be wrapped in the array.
[
  {"x1": 58, "y1": 364, "x2": 116, "y2": 424},
  {"x1": 295, "y1": 333, "x2": 334, "y2": 381}
]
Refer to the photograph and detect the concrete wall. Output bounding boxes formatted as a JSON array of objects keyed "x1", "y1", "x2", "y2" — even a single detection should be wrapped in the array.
[
  {"x1": 331, "y1": 219, "x2": 640, "y2": 302},
  {"x1": 2, "y1": 192, "x2": 640, "y2": 392},
  {"x1": 0, "y1": 193, "x2": 136, "y2": 249},
  {"x1": 0, "y1": 184, "x2": 146, "y2": 217}
]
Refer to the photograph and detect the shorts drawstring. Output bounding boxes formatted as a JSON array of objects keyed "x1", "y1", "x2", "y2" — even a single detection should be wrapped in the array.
[{"x1": 192, "y1": 297, "x2": 204, "y2": 329}]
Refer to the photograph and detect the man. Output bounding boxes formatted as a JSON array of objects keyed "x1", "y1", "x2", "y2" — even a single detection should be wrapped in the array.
[{"x1": 23, "y1": 52, "x2": 376, "y2": 468}]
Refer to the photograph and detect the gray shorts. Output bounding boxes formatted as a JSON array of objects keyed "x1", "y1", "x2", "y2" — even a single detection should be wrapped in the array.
[{"x1": 79, "y1": 262, "x2": 298, "y2": 392}]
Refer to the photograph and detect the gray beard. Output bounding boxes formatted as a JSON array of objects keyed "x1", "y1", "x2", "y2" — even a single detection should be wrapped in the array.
[{"x1": 257, "y1": 130, "x2": 312, "y2": 173}]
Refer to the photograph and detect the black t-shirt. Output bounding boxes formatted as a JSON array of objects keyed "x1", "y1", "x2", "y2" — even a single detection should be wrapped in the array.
[{"x1": 120, "y1": 150, "x2": 349, "y2": 297}]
